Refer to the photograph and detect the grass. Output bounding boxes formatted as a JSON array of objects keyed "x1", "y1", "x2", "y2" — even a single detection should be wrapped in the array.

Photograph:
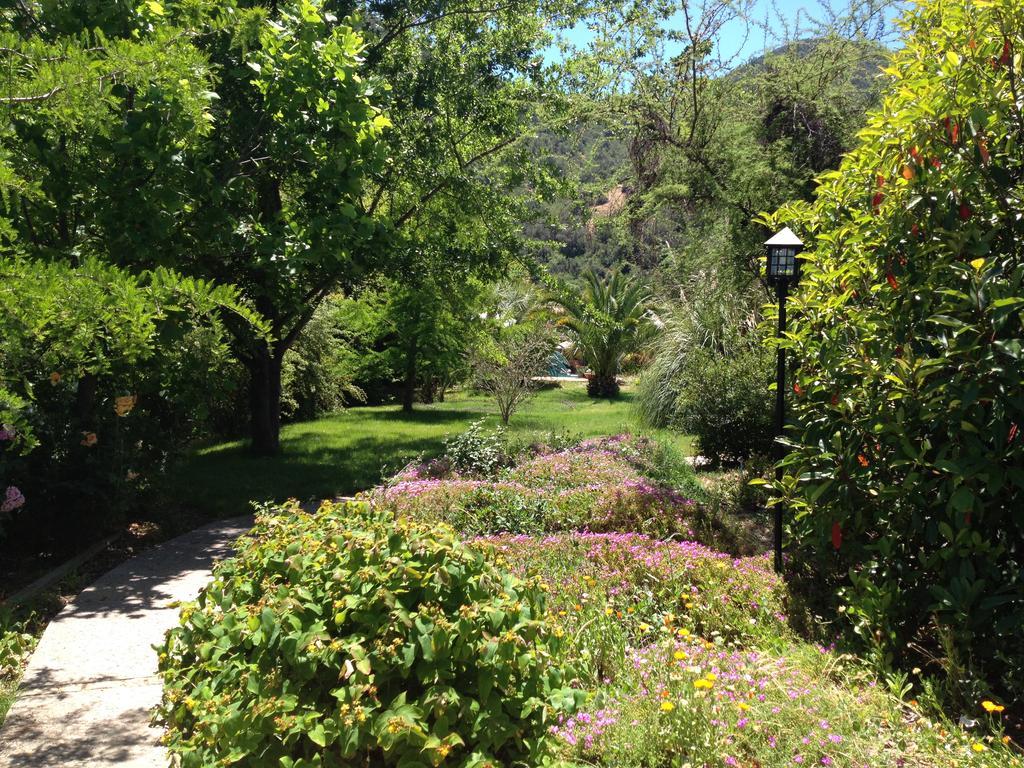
[{"x1": 173, "y1": 384, "x2": 690, "y2": 517}]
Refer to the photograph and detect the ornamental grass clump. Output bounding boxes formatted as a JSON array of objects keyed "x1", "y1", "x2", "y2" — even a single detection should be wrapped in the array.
[{"x1": 156, "y1": 500, "x2": 578, "y2": 768}]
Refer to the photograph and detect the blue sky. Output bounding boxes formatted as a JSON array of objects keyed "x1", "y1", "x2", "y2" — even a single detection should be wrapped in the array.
[{"x1": 549, "y1": 0, "x2": 905, "y2": 68}]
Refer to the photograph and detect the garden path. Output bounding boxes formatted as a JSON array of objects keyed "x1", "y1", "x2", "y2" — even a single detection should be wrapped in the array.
[{"x1": 0, "y1": 515, "x2": 253, "y2": 768}]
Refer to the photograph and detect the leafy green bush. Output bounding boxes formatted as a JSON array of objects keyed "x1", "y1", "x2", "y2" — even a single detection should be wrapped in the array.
[
  {"x1": 761, "y1": 0, "x2": 1024, "y2": 704},
  {"x1": 444, "y1": 420, "x2": 508, "y2": 477},
  {"x1": 157, "y1": 500, "x2": 577, "y2": 768},
  {"x1": 675, "y1": 345, "x2": 774, "y2": 465},
  {"x1": 281, "y1": 297, "x2": 367, "y2": 422},
  {"x1": 0, "y1": 257, "x2": 263, "y2": 540}
]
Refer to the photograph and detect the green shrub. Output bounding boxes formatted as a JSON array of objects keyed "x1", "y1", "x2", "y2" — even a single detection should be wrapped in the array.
[
  {"x1": 675, "y1": 345, "x2": 774, "y2": 465},
  {"x1": 281, "y1": 297, "x2": 367, "y2": 422},
  {"x1": 444, "y1": 420, "x2": 508, "y2": 477},
  {"x1": 157, "y1": 500, "x2": 578, "y2": 768},
  {"x1": 761, "y1": 0, "x2": 1024, "y2": 704},
  {"x1": 0, "y1": 256, "x2": 262, "y2": 541}
]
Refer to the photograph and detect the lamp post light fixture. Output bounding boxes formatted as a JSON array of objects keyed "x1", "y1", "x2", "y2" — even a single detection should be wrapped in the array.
[{"x1": 764, "y1": 227, "x2": 804, "y2": 575}]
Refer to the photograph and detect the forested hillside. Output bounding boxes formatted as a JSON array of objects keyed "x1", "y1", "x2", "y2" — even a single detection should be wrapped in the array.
[{"x1": 528, "y1": 37, "x2": 889, "y2": 282}]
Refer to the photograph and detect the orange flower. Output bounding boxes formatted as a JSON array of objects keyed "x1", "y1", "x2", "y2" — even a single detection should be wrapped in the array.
[
  {"x1": 49, "y1": 372, "x2": 61, "y2": 385},
  {"x1": 81, "y1": 432, "x2": 98, "y2": 448},
  {"x1": 114, "y1": 395, "x2": 137, "y2": 417},
  {"x1": 857, "y1": 454, "x2": 870, "y2": 467}
]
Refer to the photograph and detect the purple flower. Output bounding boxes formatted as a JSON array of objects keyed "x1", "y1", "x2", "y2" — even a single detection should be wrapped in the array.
[{"x1": 1, "y1": 485, "x2": 25, "y2": 513}]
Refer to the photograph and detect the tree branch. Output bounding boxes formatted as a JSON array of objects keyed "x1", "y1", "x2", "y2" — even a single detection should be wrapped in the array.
[{"x1": 393, "y1": 134, "x2": 518, "y2": 228}]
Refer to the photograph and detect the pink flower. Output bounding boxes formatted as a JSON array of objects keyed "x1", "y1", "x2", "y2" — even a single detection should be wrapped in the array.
[
  {"x1": 0, "y1": 426, "x2": 15, "y2": 441},
  {"x1": 1, "y1": 485, "x2": 26, "y2": 513}
]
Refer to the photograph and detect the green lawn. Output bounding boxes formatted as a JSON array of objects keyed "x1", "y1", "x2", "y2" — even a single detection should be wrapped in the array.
[{"x1": 173, "y1": 384, "x2": 690, "y2": 517}]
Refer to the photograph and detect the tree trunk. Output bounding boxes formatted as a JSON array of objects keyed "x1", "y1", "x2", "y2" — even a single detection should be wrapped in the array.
[
  {"x1": 587, "y1": 373, "x2": 620, "y2": 399},
  {"x1": 401, "y1": 333, "x2": 419, "y2": 412},
  {"x1": 420, "y1": 376, "x2": 436, "y2": 405},
  {"x1": 247, "y1": 346, "x2": 283, "y2": 456}
]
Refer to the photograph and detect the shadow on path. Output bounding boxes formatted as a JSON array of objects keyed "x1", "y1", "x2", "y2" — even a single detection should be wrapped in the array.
[{"x1": 0, "y1": 516, "x2": 253, "y2": 768}]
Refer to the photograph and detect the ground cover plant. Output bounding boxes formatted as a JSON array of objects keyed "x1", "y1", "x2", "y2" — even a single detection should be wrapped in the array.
[
  {"x1": 371, "y1": 434, "x2": 717, "y2": 541},
  {"x1": 162, "y1": 428, "x2": 1022, "y2": 767}
]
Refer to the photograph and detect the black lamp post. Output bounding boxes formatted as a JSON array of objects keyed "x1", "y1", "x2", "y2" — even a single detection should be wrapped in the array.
[{"x1": 764, "y1": 227, "x2": 803, "y2": 575}]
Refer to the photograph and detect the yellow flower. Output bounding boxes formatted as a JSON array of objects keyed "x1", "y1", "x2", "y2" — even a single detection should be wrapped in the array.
[
  {"x1": 677, "y1": 628, "x2": 690, "y2": 637},
  {"x1": 639, "y1": 623, "x2": 651, "y2": 632},
  {"x1": 660, "y1": 701, "x2": 675, "y2": 712},
  {"x1": 673, "y1": 651, "x2": 687, "y2": 661},
  {"x1": 706, "y1": 673, "x2": 717, "y2": 681},
  {"x1": 114, "y1": 394, "x2": 137, "y2": 417},
  {"x1": 972, "y1": 743, "x2": 986, "y2": 752},
  {"x1": 981, "y1": 700, "x2": 1005, "y2": 714},
  {"x1": 685, "y1": 602, "x2": 694, "y2": 609},
  {"x1": 604, "y1": 607, "x2": 613, "y2": 616},
  {"x1": 737, "y1": 703, "x2": 750, "y2": 712},
  {"x1": 694, "y1": 679, "x2": 714, "y2": 690}
]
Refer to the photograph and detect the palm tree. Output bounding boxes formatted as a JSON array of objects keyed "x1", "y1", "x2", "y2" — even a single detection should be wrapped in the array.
[{"x1": 554, "y1": 270, "x2": 657, "y2": 398}]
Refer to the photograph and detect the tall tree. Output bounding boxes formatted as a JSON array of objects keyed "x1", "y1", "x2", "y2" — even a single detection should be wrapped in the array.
[
  {"x1": 170, "y1": 1, "x2": 388, "y2": 454},
  {"x1": 180, "y1": 0, "x2": 586, "y2": 453},
  {"x1": 0, "y1": 2, "x2": 215, "y2": 261}
]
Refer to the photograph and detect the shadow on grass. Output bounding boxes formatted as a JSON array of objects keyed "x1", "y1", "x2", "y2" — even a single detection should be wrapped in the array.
[
  {"x1": 172, "y1": 432, "x2": 449, "y2": 517},
  {"x1": 173, "y1": 390, "x2": 644, "y2": 519}
]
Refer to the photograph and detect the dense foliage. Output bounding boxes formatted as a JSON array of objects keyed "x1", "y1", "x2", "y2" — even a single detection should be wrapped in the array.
[
  {"x1": 158, "y1": 500, "x2": 577, "y2": 767},
  {"x1": 0, "y1": 257, "x2": 262, "y2": 538},
  {"x1": 674, "y1": 345, "x2": 774, "y2": 465},
  {"x1": 761, "y1": 0, "x2": 1024, "y2": 706}
]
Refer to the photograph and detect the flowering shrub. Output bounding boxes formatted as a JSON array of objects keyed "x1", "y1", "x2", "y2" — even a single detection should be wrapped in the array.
[
  {"x1": 761, "y1": 0, "x2": 1024, "y2": 702},
  {"x1": 0, "y1": 389, "x2": 34, "y2": 532},
  {"x1": 157, "y1": 500, "x2": 578, "y2": 768}
]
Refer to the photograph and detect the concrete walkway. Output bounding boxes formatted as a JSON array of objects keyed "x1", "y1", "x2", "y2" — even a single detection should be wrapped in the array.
[{"x1": 0, "y1": 516, "x2": 253, "y2": 768}]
